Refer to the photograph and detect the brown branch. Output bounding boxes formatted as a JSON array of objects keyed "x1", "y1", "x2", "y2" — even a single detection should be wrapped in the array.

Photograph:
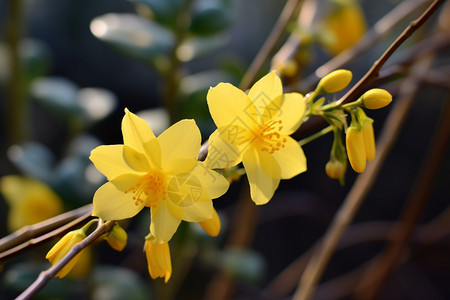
[
  {"x1": 239, "y1": 0, "x2": 304, "y2": 90},
  {"x1": 336, "y1": 0, "x2": 445, "y2": 106},
  {"x1": 290, "y1": 1, "x2": 444, "y2": 293},
  {"x1": 295, "y1": 0, "x2": 432, "y2": 93},
  {"x1": 0, "y1": 204, "x2": 93, "y2": 253},
  {"x1": 354, "y1": 61, "x2": 450, "y2": 300},
  {"x1": 0, "y1": 206, "x2": 93, "y2": 262},
  {"x1": 16, "y1": 220, "x2": 115, "y2": 300},
  {"x1": 264, "y1": 201, "x2": 450, "y2": 299}
]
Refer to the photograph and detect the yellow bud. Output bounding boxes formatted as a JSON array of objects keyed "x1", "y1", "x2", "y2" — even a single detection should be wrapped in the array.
[
  {"x1": 67, "y1": 247, "x2": 92, "y2": 279},
  {"x1": 346, "y1": 126, "x2": 366, "y2": 173},
  {"x1": 144, "y1": 239, "x2": 172, "y2": 283},
  {"x1": 46, "y1": 229, "x2": 86, "y2": 278},
  {"x1": 199, "y1": 208, "x2": 221, "y2": 237},
  {"x1": 361, "y1": 88, "x2": 392, "y2": 109},
  {"x1": 362, "y1": 119, "x2": 376, "y2": 161},
  {"x1": 106, "y1": 223, "x2": 128, "y2": 251},
  {"x1": 318, "y1": 69, "x2": 352, "y2": 93},
  {"x1": 325, "y1": 160, "x2": 345, "y2": 179}
]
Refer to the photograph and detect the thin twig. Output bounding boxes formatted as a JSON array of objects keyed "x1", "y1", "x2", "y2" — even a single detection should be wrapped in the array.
[
  {"x1": 295, "y1": 0, "x2": 432, "y2": 93},
  {"x1": 354, "y1": 60, "x2": 450, "y2": 300},
  {"x1": 336, "y1": 0, "x2": 445, "y2": 106},
  {"x1": 0, "y1": 204, "x2": 93, "y2": 253},
  {"x1": 291, "y1": 1, "x2": 445, "y2": 295},
  {"x1": 0, "y1": 206, "x2": 93, "y2": 262},
  {"x1": 264, "y1": 201, "x2": 450, "y2": 299},
  {"x1": 239, "y1": 0, "x2": 304, "y2": 90},
  {"x1": 16, "y1": 220, "x2": 115, "y2": 300}
]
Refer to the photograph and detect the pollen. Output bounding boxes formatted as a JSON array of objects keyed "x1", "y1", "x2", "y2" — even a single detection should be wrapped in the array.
[
  {"x1": 252, "y1": 120, "x2": 287, "y2": 154},
  {"x1": 125, "y1": 172, "x2": 167, "y2": 207}
]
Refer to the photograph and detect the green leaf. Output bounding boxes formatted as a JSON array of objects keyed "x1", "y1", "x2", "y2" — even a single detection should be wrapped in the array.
[
  {"x1": 91, "y1": 266, "x2": 150, "y2": 300},
  {"x1": 128, "y1": 0, "x2": 184, "y2": 29},
  {"x1": 190, "y1": 0, "x2": 232, "y2": 36},
  {"x1": 2, "y1": 262, "x2": 76, "y2": 299},
  {"x1": 30, "y1": 77, "x2": 82, "y2": 118},
  {"x1": 212, "y1": 248, "x2": 266, "y2": 283},
  {"x1": 7, "y1": 142, "x2": 55, "y2": 183},
  {"x1": 90, "y1": 13, "x2": 175, "y2": 71},
  {"x1": 177, "y1": 34, "x2": 229, "y2": 62},
  {"x1": 78, "y1": 87, "x2": 117, "y2": 124}
]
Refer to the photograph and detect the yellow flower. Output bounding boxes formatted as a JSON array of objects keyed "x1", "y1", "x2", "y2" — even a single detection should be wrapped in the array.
[
  {"x1": 90, "y1": 109, "x2": 229, "y2": 243},
  {"x1": 105, "y1": 222, "x2": 128, "y2": 251},
  {"x1": 205, "y1": 71, "x2": 307, "y2": 204},
  {"x1": 346, "y1": 125, "x2": 366, "y2": 173},
  {"x1": 320, "y1": 0, "x2": 367, "y2": 56},
  {"x1": 144, "y1": 238, "x2": 172, "y2": 283},
  {"x1": 361, "y1": 118, "x2": 376, "y2": 161},
  {"x1": 45, "y1": 229, "x2": 86, "y2": 278},
  {"x1": 199, "y1": 208, "x2": 221, "y2": 237},
  {"x1": 0, "y1": 176, "x2": 63, "y2": 232}
]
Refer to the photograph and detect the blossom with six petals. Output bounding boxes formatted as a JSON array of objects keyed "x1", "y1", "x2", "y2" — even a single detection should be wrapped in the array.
[
  {"x1": 90, "y1": 109, "x2": 229, "y2": 243},
  {"x1": 205, "y1": 71, "x2": 307, "y2": 204}
]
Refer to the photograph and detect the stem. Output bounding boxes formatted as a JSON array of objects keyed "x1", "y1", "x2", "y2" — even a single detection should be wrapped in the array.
[
  {"x1": 239, "y1": 0, "x2": 304, "y2": 90},
  {"x1": 0, "y1": 207, "x2": 93, "y2": 262},
  {"x1": 298, "y1": 126, "x2": 333, "y2": 146},
  {"x1": 296, "y1": 0, "x2": 431, "y2": 92},
  {"x1": 5, "y1": 0, "x2": 26, "y2": 143},
  {"x1": 336, "y1": 0, "x2": 445, "y2": 106},
  {"x1": 354, "y1": 56, "x2": 446, "y2": 300},
  {"x1": 292, "y1": 50, "x2": 436, "y2": 300},
  {"x1": 16, "y1": 220, "x2": 115, "y2": 300},
  {"x1": 0, "y1": 204, "x2": 93, "y2": 254}
]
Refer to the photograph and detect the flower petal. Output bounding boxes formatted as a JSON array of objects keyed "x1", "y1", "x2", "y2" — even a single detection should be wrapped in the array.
[
  {"x1": 204, "y1": 130, "x2": 242, "y2": 169},
  {"x1": 242, "y1": 148, "x2": 280, "y2": 205},
  {"x1": 123, "y1": 145, "x2": 151, "y2": 172},
  {"x1": 217, "y1": 124, "x2": 253, "y2": 154},
  {"x1": 166, "y1": 172, "x2": 213, "y2": 222},
  {"x1": 158, "y1": 119, "x2": 200, "y2": 175},
  {"x1": 190, "y1": 162, "x2": 229, "y2": 199},
  {"x1": 271, "y1": 136, "x2": 307, "y2": 179},
  {"x1": 90, "y1": 145, "x2": 139, "y2": 180},
  {"x1": 150, "y1": 200, "x2": 181, "y2": 243},
  {"x1": 122, "y1": 108, "x2": 156, "y2": 154},
  {"x1": 264, "y1": 93, "x2": 306, "y2": 135},
  {"x1": 207, "y1": 83, "x2": 257, "y2": 128},
  {"x1": 110, "y1": 173, "x2": 143, "y2": 192},
  {"x1": 92, "y1": 182, "x2": 145, "y2": 220},
  {"x1": 248, "y1": 71, "x2": 283, "y2": 115}
]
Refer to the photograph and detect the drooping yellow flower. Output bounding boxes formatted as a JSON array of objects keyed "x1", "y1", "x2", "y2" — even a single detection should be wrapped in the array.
[
  {"x1": 105, "y1": 222, "x2": 128, "y2": 251},
  {"x1": 346, "y1": 124, "x2": 366, "y2": 173},
  {"x1": 205, "y1": 71, "x2": 307, "y2": 205},
  {"x1": 0, "y1": 176, "x2": 63, "y2": 232},
  {"x1": 46, "y1": 229, "x2": 86, "y2": 278},
  {"x1": 199, "y1": 208, "x2": 221, "y2": 237},
  {"x1": 90, "y1": 109, "x2": 229, "y2": 243},
  {"x1": 144, "y1": 238, "x2": 172, "y2": 283}
]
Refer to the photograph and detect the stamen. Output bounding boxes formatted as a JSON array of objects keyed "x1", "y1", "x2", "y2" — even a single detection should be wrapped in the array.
[
  {"x1": 125, "y1": 172, "x2": 167, "y2": 207},
  {"x1": 253, "y1": 119, "x2": 287, "y2": 153}
]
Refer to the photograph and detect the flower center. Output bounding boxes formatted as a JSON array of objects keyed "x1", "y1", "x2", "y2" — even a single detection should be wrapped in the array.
[
  {"x1": 125, "y1": 171, "x2": 167, "y2": 207},
  {"x1": 252, "y1": 119, "x2": 287, "y2": 154}
]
